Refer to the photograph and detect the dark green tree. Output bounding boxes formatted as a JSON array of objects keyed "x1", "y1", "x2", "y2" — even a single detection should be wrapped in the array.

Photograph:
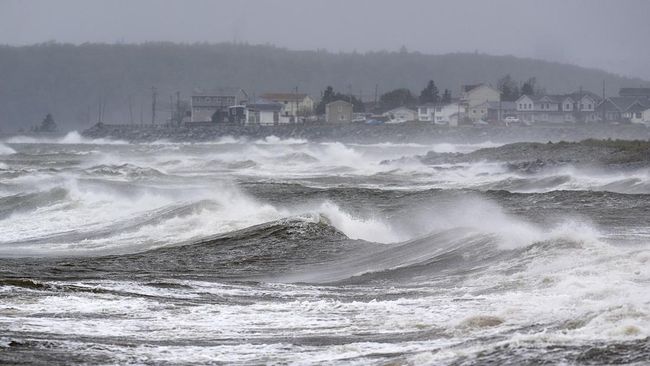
[
  {"x1": 521, "y1": 77, "x2": 537, "y2": 96},
  {"x1": 419, "y1": 80, "x2": 440, "y2": 104},
  {"x1": 38, "y1": 113, "x2": 57, "y2": 132},
  {"x1": 441, "y1": 89, "x2": 452, "y2": 104},
  {"x1": 497, "y1": 74, "x2": 521, "y2": 101},
  {"x1": 379, "y1": 88, "x2": 417, "y2": 110},
  {"x1": 316, "y1": 86, "x2": 365, "y2": 114}
]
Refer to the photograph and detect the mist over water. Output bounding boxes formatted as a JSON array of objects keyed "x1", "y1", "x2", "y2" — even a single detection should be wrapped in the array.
[{"x1": 1, "y1": 134, "x2": 649, "y2": 365}]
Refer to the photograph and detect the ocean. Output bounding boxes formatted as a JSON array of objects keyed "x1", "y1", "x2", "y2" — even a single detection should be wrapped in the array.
[{"x1": 0, "y1": 132, "x2": 648, "y2": 365}]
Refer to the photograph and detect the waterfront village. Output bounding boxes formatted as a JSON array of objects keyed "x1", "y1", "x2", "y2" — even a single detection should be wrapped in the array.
[
  {"x1": 155, "y1": 83, "x2": 650, "y2": 128},
  {"x1": 84, "y1": 81, "x2": 650, "y2": 140}
]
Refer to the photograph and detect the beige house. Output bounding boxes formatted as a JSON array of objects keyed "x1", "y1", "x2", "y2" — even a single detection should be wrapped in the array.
[
  {"x1": 460, "y1": 84, "x2": 501, "y2": 121},
  {"x1": 260, "y1": 92, "x2": 314, "y2": 117},
  {"x1": 325, "y1": 100, "x2": 353, "y2": 123},
  {"x1": 383, "y1": 107, "x2": 417, "y2": 123}
]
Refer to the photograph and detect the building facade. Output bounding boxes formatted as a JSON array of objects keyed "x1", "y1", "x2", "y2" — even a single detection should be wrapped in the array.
[
  {"x1": 383, "y1": 107, "x2": 417, "y2": 123},
  {"x1": 516, "y1": 92, "x2": 600, "y2": 124},
  {"x1": 260, "y1": 93, "x2": 314, "y2": 117},
  {"x1": 460, "y1": 84, "x2": 500, "y2": 121},
  {"x1": 245, "y1": 103, "x2": 288, "y2": 125},
  {"x1": 325, "y1": 100, "x2": 354, "y2": 123},
  {"x1": 190, "y1": 88, "x2": 248, "y2": 122}
]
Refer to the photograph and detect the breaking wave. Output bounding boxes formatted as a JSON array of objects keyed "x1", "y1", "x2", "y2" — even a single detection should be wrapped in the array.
[{"x1": 4, "y1": 131, "x2": 128, "y2": 145}]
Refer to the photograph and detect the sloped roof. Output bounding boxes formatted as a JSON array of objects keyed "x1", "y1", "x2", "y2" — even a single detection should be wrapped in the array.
[
  {"x1": 604, "y1": 97, "x2": 650, "y2": 112},
  {"x1": 620, "y1": 88, "x2": 650, "y2": 97},
  {"x1": 246, "y1": 102, "x2": 283, "y2": 111},
  {"x1": 462, "y1": 84, "x2": 484, "y2": 92},
  {"x1": 326, "y1": 100, "x2": 353, "y2": 106}
]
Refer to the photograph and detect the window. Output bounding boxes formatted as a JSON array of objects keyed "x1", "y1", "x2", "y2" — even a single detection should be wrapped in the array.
[
  {"x1": 566, "y1": 104, "x2": 570, "y2": 109},
  {"x1": 636, "y1": 112, "x2": 642, "y2": 118},
  {"x1": 528, "y1": 103, "x2": 532, "y2": 109},
  {"x1": 340, "y1": 115, "x2": 345, "y2": 121},
  {"x1": 588, "y1": 104, "x2": 592, "y2": 109},
  {"x1": 580, "y1": 103, "x2": 584, "y2": 109},
  {"x1": 435, "y1": 107, "x2": 442, "y2": 112}
]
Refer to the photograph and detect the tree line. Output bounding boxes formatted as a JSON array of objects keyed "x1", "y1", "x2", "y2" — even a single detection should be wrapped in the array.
[{"x1": 316, "y1": 80, "x2": 454, "y2": 113}]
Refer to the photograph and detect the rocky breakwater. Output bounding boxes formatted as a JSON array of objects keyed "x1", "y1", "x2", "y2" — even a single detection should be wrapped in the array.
[
  {"x1": 418, "y1": 139, "x2": 650, "y2": 173},
  {"x1": 82, "y1": 122, "x2": 650, "y2": 144}
]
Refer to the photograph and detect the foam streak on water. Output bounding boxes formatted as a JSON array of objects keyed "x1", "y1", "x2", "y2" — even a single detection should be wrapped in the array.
[{"x1": 0, "y1": 137, "x2": 649, "y2": 365}]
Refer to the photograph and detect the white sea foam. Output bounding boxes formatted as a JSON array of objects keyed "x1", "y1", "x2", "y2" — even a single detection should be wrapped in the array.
[
  {"x1": 5, "y1": 131, "x2": 128, "y2": 145},
  {"x1": 0, "y1": 143, "x2": 16, "y2": 155}
]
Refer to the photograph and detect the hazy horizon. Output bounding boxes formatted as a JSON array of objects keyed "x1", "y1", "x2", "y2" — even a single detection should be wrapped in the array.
[{"x1": 1, "y1": 0, "x2": 649, "y2": 80}]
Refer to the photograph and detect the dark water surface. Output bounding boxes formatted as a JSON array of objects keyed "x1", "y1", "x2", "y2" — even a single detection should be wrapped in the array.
[{"x1": 0, "y1": 134, "x2": 648, "y2": 365}]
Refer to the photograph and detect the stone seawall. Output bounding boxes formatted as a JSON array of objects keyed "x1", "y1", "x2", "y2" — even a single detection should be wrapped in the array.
[{"x1": 81, "y1": 122, "x2": 650, "y2": 144}]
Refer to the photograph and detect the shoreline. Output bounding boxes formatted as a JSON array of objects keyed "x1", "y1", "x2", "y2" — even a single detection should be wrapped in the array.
[{"x1": 80, "y1": 122, "x2": 650, "y2": 144}]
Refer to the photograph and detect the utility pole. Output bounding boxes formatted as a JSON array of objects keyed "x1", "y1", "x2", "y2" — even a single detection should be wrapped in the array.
[
  {"x1": 128, "y1": 95, "x2": 134, "y2": 125},
  {"x1": 294, "y1": 86, "x2": 299, "y2": 122},
  {"x1": 151, "y1": 87, "x2": 157, "y2": 125},
  {"x1": 169, "y1": 95, "x2": 174, "y2": 126},
  {"x1": 602, "y1": 80, "x2": 606, "y2": 122},
  {"x1": 176, "y1": 91, "x2": 181, "y2": 126},
  {"x1": 374, "y1": 84, "x2": 378, "y2": 111}
]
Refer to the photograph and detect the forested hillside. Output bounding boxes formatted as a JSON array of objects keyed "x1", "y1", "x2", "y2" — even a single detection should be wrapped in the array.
[{"x1": 0, "y1": 42, "x2": 647, "y2": 131}]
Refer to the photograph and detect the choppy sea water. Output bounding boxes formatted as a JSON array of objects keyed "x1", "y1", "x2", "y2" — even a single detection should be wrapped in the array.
[{"x1": 0, "y1": 132, "x2": 648, "y2": 365}]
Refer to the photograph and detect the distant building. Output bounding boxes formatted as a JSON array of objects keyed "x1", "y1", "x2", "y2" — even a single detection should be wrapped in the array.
[
  {"x1": 190, "y1": 88, "x2": 248, "y2": 122},
  {"x1": 418, "y1": 102, "x2": 462, "y2": 125},
  {"x1": 245, "y1": 102, "x2": 287, "y2": 125},
  {"x1": 382, "y1": 107, "x2": 417, "y2": 123},
  {"x1": 325, "y1": 100, "x2": 353, "y2": 123},
  {"x1": 460, "y1": 84, "x2": 500, "y2": 121},
  {"x1": 260, "y1": 92, "x2": 314, "y2": 118},
  {"x1": 597, "y1": 97, "x2": 650, "y2": 123},
  {"x1": 474, "y1": 101, "x2": 517, "y2": 123},
  {"x1": 516, "y1": 91, "x2": 600, "y2": 124},
  {"x1": 643, "y1": 108, "x2": 650, "y2": 124}
]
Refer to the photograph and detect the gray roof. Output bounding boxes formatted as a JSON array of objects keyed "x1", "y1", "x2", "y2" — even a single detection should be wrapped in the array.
[
  {"x1": 246, "y1": 102, "x2": 283, "y2": 111},
  {"x1": 602, "y1": 97, "x2": 650, "y2": 112},
  {"x1": 619, "y1": 88, "x2": 650, "y2": 97}
]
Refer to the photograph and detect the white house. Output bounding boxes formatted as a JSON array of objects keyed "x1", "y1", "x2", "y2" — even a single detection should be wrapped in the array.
[
  {"x1": 383, "y1": 107, "x2": 417, "y2": 123},
  {"x1": 418, "y1": 103, "x2": 462, "y2": 125},
  {"x1": 260, "y1": 92, "x2": 314, "y2": 118},
  {"x1": 516, "y1": 92, "x2": 600, "y2": 124},
  {"x1": 245, "y1": 102, "x2": 289, "y2": 125},
  {"x1": 643, "y1": 108, "x2": 650, "y2": 124}
]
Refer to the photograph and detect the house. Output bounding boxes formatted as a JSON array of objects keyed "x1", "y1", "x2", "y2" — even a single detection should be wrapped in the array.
[
  {"x1": 418, "y1": 102, "x2": 463, "y2": 125},
  {"x1": 460, "y1": 84, "x2": 500, "y2": 121},
  {"x1": 516, "y1": 91, "x2": 600, "y2": 124},
  {"x1": 190, "y1": 88, "x2": 248, "y2": 122},
  {"x1": 383, "y1": 107, "x2": 417, "y2": 123},
  {"x1": 474, "y1": 101, "x2": 517, "y2": 122},
  {"x1": 597, "y1": 97, "x2": 650, "y2": 123},
  {"x1": 245, "y1": 102, "x2": 288, "y2": 125},
  {"x1": 260, "y1": 92, "x2": 314, "y2": 118},
  {"x1": 643, "y1": 108, "x2": 650, "y2": 124},
  {"x1": 325, "y1": 100, "x2": 353, "y2": 123}
]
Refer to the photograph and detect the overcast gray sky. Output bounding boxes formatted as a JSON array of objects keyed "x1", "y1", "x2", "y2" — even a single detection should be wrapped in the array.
[{"x1": 1, "y1": 0, "x2": 649, "y2": 80}]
